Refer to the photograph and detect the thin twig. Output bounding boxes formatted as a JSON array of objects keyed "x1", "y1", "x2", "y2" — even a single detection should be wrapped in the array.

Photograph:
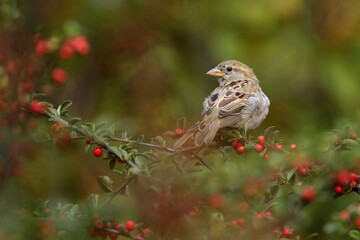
[
  {"x1": 110, "y1": 136, "x2": 175, "y2": 153},
  {"x1": 192, "y1": 152, "x2": 212, "y2": 171},
  {"x1": 99, "y1": 176, "x2": 135, "y2": 211}
]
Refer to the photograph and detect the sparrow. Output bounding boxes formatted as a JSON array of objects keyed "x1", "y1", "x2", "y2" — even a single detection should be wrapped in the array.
[{"x1": 174, "y1": 60, "x2": 270, "y2": 149}]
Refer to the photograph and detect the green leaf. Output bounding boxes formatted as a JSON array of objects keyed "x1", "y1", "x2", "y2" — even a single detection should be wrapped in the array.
[
  {"x1": 286, "y1": 167, "x2": 298, "y2": 182},
  {"x1": 85, "y1": 143, "x2": 92, "y2": 153},
  {"x1": 150, "y1": 185, "x2": 162, "y2": 193},
  {"x1": 340, "y1": 139, "x2": 359, "y2": 150},
  {"x1": 108, "y1": 146, "x2": 128, "y2": 159},
  {"x1": 323, "y1": 222, "x2": 340, "y2": 234},
  {"x1": 97, "y1": 176, "x2": 114, "y2": 193},
  {"x1": 349, "y1": 230, "x2": 360, "y2": 240},
  {"x1": 32, "y1": 200, "x2": 50, "y2": 217},
  {"x1": 87, "y1": 194, "x2": 98, "y2": 210},
  {"x1": 31, "y1": 92, "x2": 46, "y2": 98},
  {"x1": 305, "y1": 233, "x2": 319, "y2": 239},
  {"x1": 68, "y1": 204, "x2": 80, "y2": 218},
  {"x1": 269, "y1": 185, "x2": 279, "y2": 197},
  {"x1": 68, "y1": 117, "x2": 81, "y2": 126},
  {"x1": 129, "y1": 166, "x2": 142, "y2": 175},
  {"x1": 264, "y1": 126, "x2": 275, "y2": 139},
  {"x1": 47, "y1": 107, "x2": 59, "y2": 117},
  {"x1": 151, "y1": 136, "x2": 165, "y2": 146},
  {"x1": 109, "y1": 158, "x2": 116, "y2": 170},
  {"x1": 58, "y1": 101, "x2": 72, "y2": 115}
]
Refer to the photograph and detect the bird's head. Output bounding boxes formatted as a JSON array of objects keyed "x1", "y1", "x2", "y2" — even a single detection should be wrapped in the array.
[{"x1": 206, "y1": 60, "x2": 256, "y2": 85}]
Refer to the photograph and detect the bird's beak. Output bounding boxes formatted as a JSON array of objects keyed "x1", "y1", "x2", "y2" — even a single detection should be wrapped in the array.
[{"x1": 206, "y1": 67, "x2": 224, "y2": 78}]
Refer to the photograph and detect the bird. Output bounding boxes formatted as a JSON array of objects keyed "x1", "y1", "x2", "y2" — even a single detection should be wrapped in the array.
[{"x1": 174, "y1": 60, "x2": 270, "y2": 149}]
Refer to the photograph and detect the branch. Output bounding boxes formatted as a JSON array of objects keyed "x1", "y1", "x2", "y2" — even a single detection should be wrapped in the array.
[
  {"x1": 99, "y1": 176, "x2": 135, "y2": 211},
  {"x1": 109, "y1": 136, "x2": 176, "y2": 153}
]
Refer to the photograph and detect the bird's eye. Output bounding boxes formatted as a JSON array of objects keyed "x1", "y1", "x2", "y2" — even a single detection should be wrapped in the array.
[{"x1": 226, "y1": 67, "x2": 233, "y2": 72}]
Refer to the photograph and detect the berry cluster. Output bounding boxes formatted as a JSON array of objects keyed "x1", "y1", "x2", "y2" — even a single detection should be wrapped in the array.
[
  {"x1": 0, "y1": 25, "x2": 90, "y2": 180},
  {"x1": 333, "y1": 170, "x2": 360, "y2": 195},
  {"x1": 231, "y1": 135, "x2": 296, "y2": 158},
  {"x1": 88, "y1": 215, "x2": 148, "y2": 239}
]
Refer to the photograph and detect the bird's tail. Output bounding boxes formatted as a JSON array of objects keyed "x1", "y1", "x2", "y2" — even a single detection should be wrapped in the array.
[{"x1": 194, "y1": 121, "x2": 220, "y2": 146}]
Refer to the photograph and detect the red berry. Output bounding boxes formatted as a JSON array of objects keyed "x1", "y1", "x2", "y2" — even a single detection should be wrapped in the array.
[
  {"x1": 21, "y1": 82, "x2": 34, "y2": 93},
  {"x1": 51, "y1": 123, "x2": 64, "y2": 132},
  {"x1": 256, "y1": 213, "x2": 264, "y2": 219},
  {"x1": 93, "y1": 147, "x2": 103, "y2": 157},
  {"x1": 71, "y1": 36, "x2": 90, "y2": 55},
  {"x1": 337, "y1": 170, "x2": 351, "y2": 186},
  {"x1": 350, "y1": 180, "x2": 358, "y2": 188},
  {"x1": 297, "y1": 166, "x2": 308, "y2": 176},
  {"x1": 282, "y1": 227, "x2": 293, "y2": 237},
  {"x1": 289, "y1": 144, "x2": 297, "y2": 151},
  {"x1": 143, "y1": 228, "x2": 151, "y2": 237},
  {"x1": 239, "y1": 201, "x2": 249, "y2": 212},
  {"x1": 237, "y1": 218, "x2": 245, "y2": 225},
  {"x1": 355, "y1": 217, "x2": 360, "y2": 229},
  {"x1": 264, "y1": 211, "x2": 271, "y2": 217},
  {"x1": 349, "y1": 133, "x2": 358, "y2": 140},
  {"x1": 301, "y1": 186, "x2": 317, "y2": 202},
  {"x1": 231, "y1": 220, "x2": 238, "y2": 227},
  {"x1": 237, "y1": 145, "x2": 246, "y2": 154},
  {"x1": 7, "y1": 60, "x2": 19, "y2": 73},
  {"x1": 257, "y1": 135, "x2": 266, "y2": 145},
  {"x1": 263, "y1": 152, "x2": 270, "y2": 160},
  {"x1": 208, "y1": 194, "x2": 225, "y2": 208},
  {"x1": 349, "y1": 172, "x2": 358, "y2": 181},
  {"x1": 59, "y1": 45, "x2": 74, "y2": 59},
  {"x1": 231, "y1": 139, "x2": 240, "y2": 149},
  {"x1": 174, "y1": 128, "x2": 185, "y2": 137},
  {"x1": 116, "y1": 157, "x2": 125, "y2": 164},
  {"x1": 109, "y1": 232, "x2": 118, "y2": 239},
  {"x1": 35, "y1": 39, "x2": 48, "y2": 56},
  {"x1": 93, "y1": 219, "x2": 104, "y2": 228},
  {"x1": 56, "y1": 134, "x2": 72, "y2": 146},
  {"x1": 51, "y1": 68, "x2": 68, "y2": 84},
  {"x1": 339, "y1": 210, "x2": 350, "y2": 221},
  {"x1": 187, "y1": 210, "x2": 197, "y2": 218},
  {"x1": 255, "y1": 144, "x2": 264, "y2": 152},
  {"x1": 334, "y1": 186, "x2": 342, "y2": 194},
  {"x1": 85, "y1": 137, "x2": 92, "y2": 144},
  {"x1": 112, "y1": 221, "x2": 121, "y2": 229},
  {"x1": 274, "y1": 143, "x2": 283, "y2": 150},
  {"x1": 125, "y1": 220, "x2": 135, "y2": 231},
  {"x1": 29, "y1": 101, "x2": 46, "y2": 114}
]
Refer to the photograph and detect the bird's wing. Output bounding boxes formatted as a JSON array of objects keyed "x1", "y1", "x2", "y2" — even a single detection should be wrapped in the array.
[
  {"x1": 174, "y1": 78, "x2": 259, "y2": 148},
  {"x1": 212, "y1": 79, "x2": 257, "y2": 128}
]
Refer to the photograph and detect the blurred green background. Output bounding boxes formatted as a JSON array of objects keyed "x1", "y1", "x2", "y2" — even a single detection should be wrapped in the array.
[
  {"x1": 1, "y1": 0, "x2": 360, "y2": 236},
  {"x1": 5, "y1": 0, "x2": 360, "y2": 135}
]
